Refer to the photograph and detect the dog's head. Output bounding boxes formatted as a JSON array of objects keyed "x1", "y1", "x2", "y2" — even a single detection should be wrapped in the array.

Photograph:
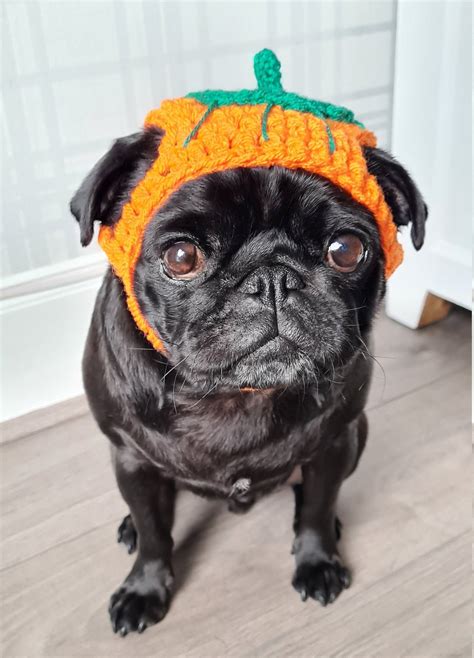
[{"x1": 71, "y1": 128, "x2": 426, "y2": 391}]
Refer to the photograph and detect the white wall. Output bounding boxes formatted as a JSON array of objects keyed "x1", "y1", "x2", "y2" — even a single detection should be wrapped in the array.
[
  {"x1": 0, "y1": 279, "x2": 101, "y2": 421},
  {"x1": 1, "y1": 0, "x2": 398, "y2": 421}
]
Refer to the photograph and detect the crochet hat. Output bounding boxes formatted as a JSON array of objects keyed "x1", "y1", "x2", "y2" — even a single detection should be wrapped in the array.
[{"x1": 99, "y1": 49, "x2": 403, "y2": 354}]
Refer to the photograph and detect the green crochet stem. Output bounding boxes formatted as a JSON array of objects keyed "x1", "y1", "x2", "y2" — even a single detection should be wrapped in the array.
[{"x1": 183, "y1": 49, "x2": 363, "y2": 151}]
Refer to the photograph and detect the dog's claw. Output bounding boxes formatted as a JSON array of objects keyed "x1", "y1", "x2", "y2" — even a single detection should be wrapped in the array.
[
  {"x1": 340, "y1": 567, "x2": 351, "y2": 589},
  {"x1": 108, "y1": 584, "x2": 170, "y2": 636},
  {"x1": 314, "y1": 593, "x2": 327, "y2": 607},
  {"x1": 292, "y1": 560, "x2": 350, "y2": 607}
]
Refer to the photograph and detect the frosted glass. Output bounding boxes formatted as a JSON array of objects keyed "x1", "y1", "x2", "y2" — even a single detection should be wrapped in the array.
[{"x1": 1, "y1": 0, "x2": 396, "y2": 279}]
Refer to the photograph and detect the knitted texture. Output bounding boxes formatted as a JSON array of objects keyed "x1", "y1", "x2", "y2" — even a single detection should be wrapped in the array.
[
  {"x1": 186, "y1": 50, "x2": 361, "y2": 152},
  {"x1": 99, "y1": 50, "x2": 403, "y2": 354}
]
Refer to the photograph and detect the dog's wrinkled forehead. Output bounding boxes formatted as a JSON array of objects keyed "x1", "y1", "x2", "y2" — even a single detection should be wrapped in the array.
[{"x1": 144, "y1": 167, "x2": 380, "y2": 255}]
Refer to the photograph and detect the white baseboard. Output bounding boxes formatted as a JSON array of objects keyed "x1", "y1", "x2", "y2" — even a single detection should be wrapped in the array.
[
  {"x1": 0, "y1": 394, "x2": 89, "y2": 444},
  {"x1": 0, "y1": 276, "x2": 103, "y2": 422}
]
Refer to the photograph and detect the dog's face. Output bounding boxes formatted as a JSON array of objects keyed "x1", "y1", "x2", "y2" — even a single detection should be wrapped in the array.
[
  {"x1": 136, "y1": 167, "x2": 383, "y2": 389},
  {"x1": 71, "y1": 129, "x2": 426, "y2": 391}
]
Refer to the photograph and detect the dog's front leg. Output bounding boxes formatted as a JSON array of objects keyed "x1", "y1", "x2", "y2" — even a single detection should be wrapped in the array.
[
  {"x1": 292, "y1": 415, "x2": 366, "y2": 606},
  {"x1": 108, "y1": 448, "x2": 176, "y2": 636}
]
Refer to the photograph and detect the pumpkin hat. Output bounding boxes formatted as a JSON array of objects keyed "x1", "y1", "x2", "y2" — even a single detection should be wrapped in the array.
[{"x1": 99, "y1": 49, "x2": 403, "y2": 354}]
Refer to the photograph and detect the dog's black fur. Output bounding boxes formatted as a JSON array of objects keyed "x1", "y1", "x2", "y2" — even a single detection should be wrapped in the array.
[{"x1": 71, "y1": 127, "x2": 426, "y2": 635}]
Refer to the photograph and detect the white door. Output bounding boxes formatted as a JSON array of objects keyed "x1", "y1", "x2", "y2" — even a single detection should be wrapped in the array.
[{"x1": 386, "y1": 0, "x2": 472, "y2": 328}]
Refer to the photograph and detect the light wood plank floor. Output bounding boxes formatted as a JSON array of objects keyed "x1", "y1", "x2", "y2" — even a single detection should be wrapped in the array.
[{"x1": 0, "y1": 309, "x2": 471, "y2": 657}]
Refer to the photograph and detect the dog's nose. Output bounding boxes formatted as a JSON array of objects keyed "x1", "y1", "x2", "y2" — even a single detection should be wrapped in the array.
[{"x1": 239, "y1": 265, "x2": 304, "y2": 305}]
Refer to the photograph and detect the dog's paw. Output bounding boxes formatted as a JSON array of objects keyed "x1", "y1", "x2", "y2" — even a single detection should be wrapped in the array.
[
  {"x1": 109, "y1": 561, "x2": 173, "y2": 636},
  {"x1": 292, "y1": 559, "x2": 351, "y2": 606},
  {"x1": 117, "y1": 514, "x2": 137, "y2": 554},
  {"x1": 108, "y1": 585, "x2": 170, "y2": 636}
]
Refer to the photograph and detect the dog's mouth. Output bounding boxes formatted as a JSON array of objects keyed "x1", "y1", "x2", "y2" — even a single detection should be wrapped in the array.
[
  {"x1": 185, "y1": 335, "x2": 317, "y2": 390},
  {"x1": 235, "y1": 335, "x2": 299, "y2": 363},
  {"x1": 235, "y1": 337, "x2": 296, "y2": 391}
]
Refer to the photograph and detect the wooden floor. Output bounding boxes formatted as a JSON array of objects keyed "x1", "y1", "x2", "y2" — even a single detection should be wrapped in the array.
[{"x1": 0, "y1": 309, "x2": 471, "y2": 657}]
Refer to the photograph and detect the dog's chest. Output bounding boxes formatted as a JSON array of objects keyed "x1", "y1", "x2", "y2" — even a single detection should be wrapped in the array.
[{"x1": 138, "y1": 390, "x2": 333, "y2": 499}]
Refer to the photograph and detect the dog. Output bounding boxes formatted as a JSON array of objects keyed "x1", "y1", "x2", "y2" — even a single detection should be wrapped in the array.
[{"x1": 70, "y1": 125, "x2": 426, "y2": 636}]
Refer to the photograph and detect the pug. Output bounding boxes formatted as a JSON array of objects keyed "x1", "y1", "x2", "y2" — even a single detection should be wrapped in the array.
[{"x1": 70, "y1": 122, "x2": 426, "y2": 635}]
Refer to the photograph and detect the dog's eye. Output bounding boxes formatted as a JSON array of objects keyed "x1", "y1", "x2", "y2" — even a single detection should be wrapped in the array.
[
  {"x1": 162, "y1": 242, "x2": 205, "y2": 280},
  {"x1": 326, "y1": 234, "x2": 365, "y2": 273}
]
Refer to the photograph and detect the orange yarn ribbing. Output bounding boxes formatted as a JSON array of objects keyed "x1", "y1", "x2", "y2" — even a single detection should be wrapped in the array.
[{"x1": 99, "y1": 99, "x2": 403, "y2": 354}]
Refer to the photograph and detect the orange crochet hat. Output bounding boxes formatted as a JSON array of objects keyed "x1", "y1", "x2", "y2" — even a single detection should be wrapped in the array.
[{"x1": 99, "y1": 49, "x2": 403, "y2": 354}]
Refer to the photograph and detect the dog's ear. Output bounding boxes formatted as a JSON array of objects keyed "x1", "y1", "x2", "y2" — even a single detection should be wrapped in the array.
[
  {"x1": 363, "y1": 146, "x2": 427, "y2": 250},
  {"x1": 70, "y1": 127, "x2": 163, "y2": 246}
]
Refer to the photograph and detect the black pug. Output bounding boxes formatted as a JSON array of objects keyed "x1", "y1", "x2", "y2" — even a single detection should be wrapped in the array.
[{"x1": 70, "y1": 126, "x2": 426, "y2": 636}]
